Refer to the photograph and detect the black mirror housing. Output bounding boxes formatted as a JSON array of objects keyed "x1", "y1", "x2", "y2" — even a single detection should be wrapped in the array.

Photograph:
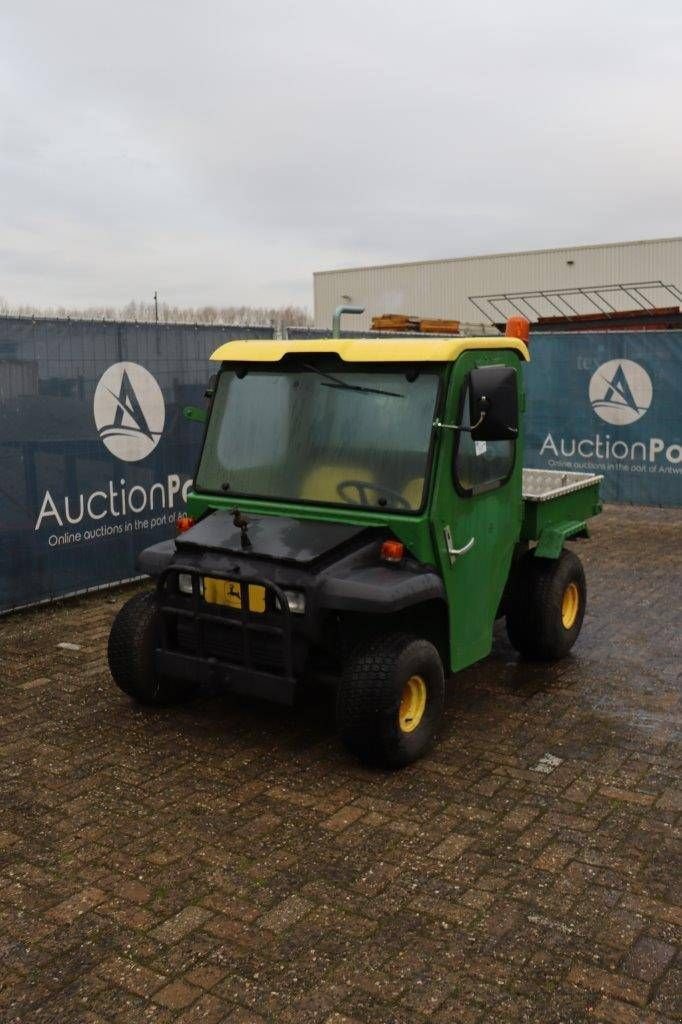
[{"x1": 469, "y1": 365, "x2": 518, "y2": 441}]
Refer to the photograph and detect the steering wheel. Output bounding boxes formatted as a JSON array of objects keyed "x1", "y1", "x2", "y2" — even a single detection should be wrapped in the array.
[{"x1": 337, "y1": 479, "x2": 411, "y2": 510}]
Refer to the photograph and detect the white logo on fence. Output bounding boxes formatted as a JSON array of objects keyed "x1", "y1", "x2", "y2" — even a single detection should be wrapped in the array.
[
  {"x1": 588, "y1": 359, "x2": 652, "y2": 425},
  {"x1": 93, "y1": 362, "x2": 165, "y2": 461}
]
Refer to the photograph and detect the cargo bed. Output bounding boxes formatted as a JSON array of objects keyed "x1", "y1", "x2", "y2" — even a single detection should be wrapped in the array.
[{"x1": 521, "y1": 469, "x2": 603, "y2": 558}]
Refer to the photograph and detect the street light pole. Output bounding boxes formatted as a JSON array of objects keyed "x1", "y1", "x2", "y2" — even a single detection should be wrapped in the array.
[{"x1": 154, "y1": 291, "x2": 159, "y2": 323}]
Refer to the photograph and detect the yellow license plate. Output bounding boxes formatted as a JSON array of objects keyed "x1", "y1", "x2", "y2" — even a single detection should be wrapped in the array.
[{"x1": 203, "y1": 578, "x2": 266, "y2": 612}]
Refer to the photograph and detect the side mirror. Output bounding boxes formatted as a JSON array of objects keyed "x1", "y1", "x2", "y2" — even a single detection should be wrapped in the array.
[{"x1": 469, "y1": 365, "x2": 518, "y2": 441}]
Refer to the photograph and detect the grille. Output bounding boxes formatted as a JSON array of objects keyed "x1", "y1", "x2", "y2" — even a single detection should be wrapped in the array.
[{"x1": 175, "y1": 618, "x2": 287, "y2": 674}]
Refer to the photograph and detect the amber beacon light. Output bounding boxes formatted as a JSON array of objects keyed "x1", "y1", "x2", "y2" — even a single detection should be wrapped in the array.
[
  {"x1": 380, "y1": 540, "x2": 405, "y2": 563},
  {"x1": 505, "y1": 315, "x2": 530, "y2": 345},
  {"x1": 176, "y1": 514, "x2": 196, "y2": 534}
]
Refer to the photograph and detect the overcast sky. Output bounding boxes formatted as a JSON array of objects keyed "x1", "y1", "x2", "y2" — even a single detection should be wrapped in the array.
[{"x1": 2, "y1": 0, "x2": 681, "y2": 311}]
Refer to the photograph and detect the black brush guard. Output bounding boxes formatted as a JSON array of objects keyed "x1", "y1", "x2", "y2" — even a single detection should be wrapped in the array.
[{"x1": 155, "y1": 566, "x2": 297, "y2": 704}]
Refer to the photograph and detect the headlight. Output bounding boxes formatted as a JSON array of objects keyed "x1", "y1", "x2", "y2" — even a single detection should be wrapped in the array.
[
  {"x1": 282, "y1": 589, "x2": 306, "y2": 614},
  {"x1": 177, "y1": 573, "x2": 197, "y2": 595}
]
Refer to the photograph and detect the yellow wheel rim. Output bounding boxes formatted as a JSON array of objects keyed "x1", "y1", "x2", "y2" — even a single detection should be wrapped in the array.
[
  {"x1": 561, "y1": 581, "x2": 580, "y2": 629},
  {"x1": 399, "y1": 674, "x2": 427, "y2": 733}
]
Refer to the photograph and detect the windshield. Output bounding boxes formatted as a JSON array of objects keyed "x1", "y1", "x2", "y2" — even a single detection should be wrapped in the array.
[{"x1": 195, "y1": 363, "x2": 441, "y2": 511}]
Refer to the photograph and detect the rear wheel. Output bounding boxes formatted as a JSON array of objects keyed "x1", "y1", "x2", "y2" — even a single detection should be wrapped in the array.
[
  {"x1": 506, "y1": 549, "x2": 586, "y2": 661},
  {"x1": 336, "y1": 633, "x2": 445, "y2": 769},
  {"x1": 108, "y1": 591, "x2": 197, "y2": 705}
]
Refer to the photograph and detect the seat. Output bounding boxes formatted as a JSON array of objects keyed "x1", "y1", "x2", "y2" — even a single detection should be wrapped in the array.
[
  {"x1": 300, "y1": 465, "x2": 374, "y2": 504},
  {"x1": 402, "y1": 477, "x2": 425, "y2": 510}
]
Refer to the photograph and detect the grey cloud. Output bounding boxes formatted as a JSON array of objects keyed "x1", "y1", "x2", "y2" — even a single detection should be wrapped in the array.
[{"x1": 1, "y1": 0, "x2": 681, "y2": 310}]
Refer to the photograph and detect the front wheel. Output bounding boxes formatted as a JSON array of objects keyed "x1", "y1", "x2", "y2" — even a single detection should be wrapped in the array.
[
  {"x1": 336, "y1": 633, "x2": 445, "y2": 769},
  {"x1": 506, "y1": 549, "x2": 586, "y2": 661},
  {"x1": 108, "y1": 591, "x2": 197, "y2": 705}
]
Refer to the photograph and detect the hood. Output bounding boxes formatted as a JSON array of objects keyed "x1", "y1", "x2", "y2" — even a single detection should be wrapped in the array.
[{"x1": 175, "y1": 509, "x2": 372, "y2": 566}]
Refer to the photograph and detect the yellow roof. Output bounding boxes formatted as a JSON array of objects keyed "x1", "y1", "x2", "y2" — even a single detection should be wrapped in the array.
[{"x1": 210, "y1": 337, "x2": 529, "y2": 363}]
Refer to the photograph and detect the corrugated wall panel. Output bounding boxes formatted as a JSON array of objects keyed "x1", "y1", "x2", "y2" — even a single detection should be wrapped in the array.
[{"x1": 313, "y1": 237, "x2": 682, "y2": 329}]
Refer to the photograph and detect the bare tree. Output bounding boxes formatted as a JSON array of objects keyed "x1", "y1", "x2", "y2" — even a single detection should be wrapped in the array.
[{"x1": 0, "y1": 298, "x2": 312, "y2": 327}]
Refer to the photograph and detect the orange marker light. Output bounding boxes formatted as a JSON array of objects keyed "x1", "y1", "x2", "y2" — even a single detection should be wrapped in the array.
[
  {"x1": 381, "y1": 540, "x2": 405, "y2": 563},
  {"x1": 176, "y1": 515, "x2": 196, "y2": 534},
  {"x1": 505, "y1": 315, "x2": 530, "y2": 344}
]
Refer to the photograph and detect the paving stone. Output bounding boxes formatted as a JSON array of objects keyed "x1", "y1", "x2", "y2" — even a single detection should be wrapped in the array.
[
  {"x1": 600, "y1": 787, "x2": 657, "y2": 806},
  {"x1": 226, "y1": 1009, "x2": 268, "y2": 1024},
  {"x1": 321, "y1": 806, "x2": 365, "y2": 831},
  {"x1": 499, "y1": 805, "x2": 541, "y2": 830},
  {"x1": 257, "y1": 893, "x2": 313, "y2": 933},
  {"x1": 429, "y1": 832, "x2": 473, "y2": 861},
  {"x1": 183, "y1": 964, "x2": 227, "y2": 991},
  {"x1": 567, "y1": 961, "x2": 650, "y2": 1006},
  {"x1": 175, "y1": 993, "x2": 228, "y2": 1024},
  {"x1": 152, "y1": 905, "x2": 214, "y2": 944},
  {"x1": 621, "y1": 894, "x2": 682, "y2": 928},
  {"x1": 655, "y1": 788, "x2": 682, "y2": 812},
  {"x1": 95, "y1": 955, "x2": 166, "y2": 998},
  {"x1": 591, "y1": 998, "x2": 644, "y2": 1024},
  {"x1": 533, "y1": 841, "x2": 578, "y2": 872},
  {"x1": 650, "y1": 965, "x2": 682, "y2": 1018},
  {"x1": 153, "y1": 979, "x2": 201, "y2": 1010},
  {"x1": 0, "y1": 506, "x2": 679, "y2": 1024},
  {"x1": 46, "y1": 886, "x2": 107, "y2": 923},
  {"x1": 619, "y1": 934, "x2": 677, "y2": 981}
]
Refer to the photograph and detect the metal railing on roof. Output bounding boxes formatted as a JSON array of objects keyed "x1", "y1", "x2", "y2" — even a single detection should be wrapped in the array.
[{"x1": 468, "y1": 281, "x2": 682, "y2": 323}]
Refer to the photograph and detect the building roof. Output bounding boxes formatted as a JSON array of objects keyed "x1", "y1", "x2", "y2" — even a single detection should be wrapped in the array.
[{"x1": 314, "y1": 236, "x2": 682, "y2": 277}]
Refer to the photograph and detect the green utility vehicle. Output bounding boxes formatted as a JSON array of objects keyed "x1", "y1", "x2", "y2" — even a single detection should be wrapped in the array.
[{"x1": 108, "y1": 313, "x2": 602, "y2": 768}]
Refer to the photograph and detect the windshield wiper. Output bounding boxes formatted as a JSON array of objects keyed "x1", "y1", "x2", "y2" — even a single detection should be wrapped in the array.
[{"x1": 301, "y1": 363, "x2": 404, "y2": 398}]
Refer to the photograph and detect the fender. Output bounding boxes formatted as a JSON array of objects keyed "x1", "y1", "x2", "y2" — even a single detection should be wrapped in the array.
[
  {"x1": 137, "y1": 539, "x2": 176, "y2": 577},
  {"x1": 318, "y1": 562, "x2": 445, "y2": 613},
  {"x1": 534, "y1": 521, "x2": 589, "y2": 559}
]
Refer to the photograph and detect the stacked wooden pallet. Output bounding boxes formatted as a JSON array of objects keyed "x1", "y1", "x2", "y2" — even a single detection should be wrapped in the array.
[
  {"x1": 370, "y1": 314, "x2": 420, "y2": 332},
  {"x1": 418, "y1": 318, "x2": 461, "y2": 334},
  {"x1": 371, "y1": 313, "x2": 461, "y2": 334}
]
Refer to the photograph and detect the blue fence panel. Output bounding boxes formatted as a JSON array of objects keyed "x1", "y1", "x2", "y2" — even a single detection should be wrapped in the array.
[
  {"x1": 524, "y1": 331, "x2": 681, "y2": 506},
  {"x1": 1, "y1": 321, "x2": 679, "y2": 613},
  {"x1": 0, "y1": 318, "x2": 272, "y2": 613}
]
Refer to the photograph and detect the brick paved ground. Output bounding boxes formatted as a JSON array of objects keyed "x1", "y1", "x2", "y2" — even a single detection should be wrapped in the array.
[{"x1": 1, "y1": 504, "x2": 680, "y2": 1024}]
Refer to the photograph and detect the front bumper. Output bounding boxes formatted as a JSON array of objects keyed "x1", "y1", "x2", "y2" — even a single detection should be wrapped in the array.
[{"x1": 156, "y1": 566, "x2": 298, "y2": 705}]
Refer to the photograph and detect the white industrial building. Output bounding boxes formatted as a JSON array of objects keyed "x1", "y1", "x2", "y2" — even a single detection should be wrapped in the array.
[{"x1": 313, "y1": 236, "x2": 682, "y2": 330}]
